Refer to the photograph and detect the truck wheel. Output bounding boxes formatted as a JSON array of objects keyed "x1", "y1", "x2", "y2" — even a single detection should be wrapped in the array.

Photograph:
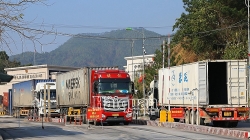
[
  {"x1": 230, "y1": 121, "x2": 238, "y2": 127},
  {"x1": 213, "y1": 121, "x2": 224, "y2": 127},
  {"x1": 82, "y1": 108, "x2": 87, "y2": 124},
  {"x1": 185, "y1": 110, "x2": 190, "y2": 124},
  {"x1": 124, "y1": 122, "x2": 129, "y2": 125},
  {"x1": 196, "y1": 111, "x2": 204, "y2": 125}
]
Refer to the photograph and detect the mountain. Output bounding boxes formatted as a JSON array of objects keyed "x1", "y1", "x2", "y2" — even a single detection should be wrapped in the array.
[{"x1": 10, "y1": 29, "x2": 165, "y2": 68}]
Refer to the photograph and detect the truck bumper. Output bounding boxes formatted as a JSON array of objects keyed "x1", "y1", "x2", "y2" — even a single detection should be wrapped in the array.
[{"x1": 96, "y1": 112, "x2": 132, "y2": 123}]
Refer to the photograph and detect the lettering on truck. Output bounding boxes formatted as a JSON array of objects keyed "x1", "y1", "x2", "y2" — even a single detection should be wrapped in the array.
[{"x1": 66, "y1": 77, "x2": 81, "y2": 100}]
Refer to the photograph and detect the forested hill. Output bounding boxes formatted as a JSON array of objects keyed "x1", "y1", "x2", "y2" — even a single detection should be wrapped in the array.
[{"x1": 10, "y1": 29, "x2": 164, "y2": 68}]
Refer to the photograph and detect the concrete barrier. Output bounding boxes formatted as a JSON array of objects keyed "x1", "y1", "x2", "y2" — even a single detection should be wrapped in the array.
[
  {"x1": 147, "y1": 121, "x2": 250, "y2": 139},
  {"x1": 51, "y1": 118, "x2": 64, "y2": 123}
]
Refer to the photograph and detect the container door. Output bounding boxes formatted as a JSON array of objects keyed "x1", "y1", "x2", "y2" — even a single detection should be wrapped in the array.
[
  {"x1": 227, "y1": 60, "x2": 247, "y2": 106},
  {"x1": 198, "y1": 62, "x2": 208, "y2": 105}
]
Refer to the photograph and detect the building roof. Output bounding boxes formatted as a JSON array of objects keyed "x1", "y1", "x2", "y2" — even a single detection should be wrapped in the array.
[
  {"x1": 0, "y1": 73, "x2": 13, "y2": 83},
  {"x1": 4, "y1": 64, "x2": 80, "y2": 71},
  {"x1": 124, "y1": 54, "x2": 155, "y2": 60}
]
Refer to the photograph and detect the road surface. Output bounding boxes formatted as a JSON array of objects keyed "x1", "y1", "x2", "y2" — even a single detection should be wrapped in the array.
[{"x1": 0, "y1": 117, "x2": 243, "y2": 140}]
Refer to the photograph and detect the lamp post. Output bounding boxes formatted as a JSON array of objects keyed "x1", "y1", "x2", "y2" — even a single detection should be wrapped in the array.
[
  {"x1": 131, "y1": 40, "x2": 135, "y2": 82},
  {"x1": 126, "y1": 27, "x2": 146, "y2": 117},
  {"x1": 189, "y1": 88, "x2": 200, "y2": 125},
  {"x1": 189, "y1": 88, "x2": 199, "y2": 125}
]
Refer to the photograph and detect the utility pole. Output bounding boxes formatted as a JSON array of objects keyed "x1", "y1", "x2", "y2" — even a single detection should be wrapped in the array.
[
  {"x1": 163, "y1": 40, "x2": 165, "y2": 69},
  {"x1": 131, "y1": 40, "x2": 135, "y2": 82},
  {"x1": 168, "y1": 35, "x2": 171, "y2": 111},
  {"x1": 44, "y1": 84, "x2": 46, "y2": 121},
  {"x1": 48, "y1": 85, "x2": 51, "y2": 121},
  {"x1": 246, "y1": 0, "x2": 250, "y2": 110},
  {"x1": 142, "y1": 28, "x2": 146, "y2": 117}
]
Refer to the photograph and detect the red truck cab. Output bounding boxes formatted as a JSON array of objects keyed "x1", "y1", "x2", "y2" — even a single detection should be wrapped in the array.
[{"x1": 90, "y1": 69, "x2": 134, "y2": 125}]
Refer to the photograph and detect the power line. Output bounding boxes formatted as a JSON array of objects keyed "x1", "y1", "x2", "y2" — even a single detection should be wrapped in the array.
[{"x1": 5, "y1": 21, "x2": 247, "y2": 42}]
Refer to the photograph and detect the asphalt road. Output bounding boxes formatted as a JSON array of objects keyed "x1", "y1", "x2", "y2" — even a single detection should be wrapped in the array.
[{"x1": 0, "y1": 118, "x2": 243, "y2": 140}]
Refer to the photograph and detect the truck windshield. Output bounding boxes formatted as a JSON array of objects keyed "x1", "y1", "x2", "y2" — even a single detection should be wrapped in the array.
[
  {"x1": 98, "y1": 82, "x2": 131, "y2": 94},
  {"x1": 41, "y1": 89, "x2": 56, "y2": 100}
]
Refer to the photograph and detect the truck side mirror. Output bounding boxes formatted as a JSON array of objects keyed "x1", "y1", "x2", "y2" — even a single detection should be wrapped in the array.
[
  {"x1": 131, "y1": 82, "x2": 135, "y2": 94},
  {"x1": 93, "y1": 82, "x2": 99, "y2": 93}
]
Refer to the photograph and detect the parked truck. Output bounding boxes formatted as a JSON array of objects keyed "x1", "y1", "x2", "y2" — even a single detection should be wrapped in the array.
[
  {"x1": 56, "y1": 67, "x2": 134, "y2": 125},
  {"x1": 149, "y1": 59, "x2": 249, "y2": 127},
  {"x1": 12, "y1": 79, "x2": 60, "y2": 118}
]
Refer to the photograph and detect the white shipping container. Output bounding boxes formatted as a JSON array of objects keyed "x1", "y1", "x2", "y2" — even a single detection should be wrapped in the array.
[
  {"x1": 158, "y1": 60, "x2": 248, "y2": 107},
  {"x1": 56, "y1": 68, "x2": 88, "y2": 107}
]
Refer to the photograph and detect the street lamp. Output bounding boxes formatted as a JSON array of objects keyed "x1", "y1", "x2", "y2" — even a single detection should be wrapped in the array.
[
  {"x1": 189, "y1": 88, "x2": 199, "y2": 125},
  {"x1": 126, "y1": 27, "x2": 146, "y2": 117}
]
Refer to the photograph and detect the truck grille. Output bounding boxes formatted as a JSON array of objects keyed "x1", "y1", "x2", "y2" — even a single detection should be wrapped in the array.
[{"x1": 102, "y1": 97, "x2": 129, "y2": 112}]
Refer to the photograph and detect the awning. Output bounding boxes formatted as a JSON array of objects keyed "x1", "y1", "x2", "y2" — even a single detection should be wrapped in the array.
[{"x1": 0, "y1": 73, "x2": 13, "y2": 83}]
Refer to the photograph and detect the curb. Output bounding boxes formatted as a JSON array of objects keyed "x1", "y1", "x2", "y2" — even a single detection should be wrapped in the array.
[{"x1": 147, "y1": 121, "x2": 250, "y2": 139}]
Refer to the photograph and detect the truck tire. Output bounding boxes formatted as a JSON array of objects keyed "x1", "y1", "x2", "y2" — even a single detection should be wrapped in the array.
[
  {"x1": 230, "y1": 121, "x2": 238, "y2": 127},
  {"x1": 82, "y1": 108, "x2": 87, "y2": 124},
  {"x1": 124, "y1": 122, "x2": 129, "y2": 125},
  {"x1": 196, "y1": 111, "x2": 204, "y2": 125},
  {"x1": 185, "y1": 110, "x2": 190, "y2": 124}
]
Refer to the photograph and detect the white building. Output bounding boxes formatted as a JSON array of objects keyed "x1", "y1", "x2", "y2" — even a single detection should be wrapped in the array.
[
  {"x1": 0, "y1": 65, "x2": 80, "y2": 96},
  {"x1": 124, "y1": 54, "x2": 155, "y2": 82}
]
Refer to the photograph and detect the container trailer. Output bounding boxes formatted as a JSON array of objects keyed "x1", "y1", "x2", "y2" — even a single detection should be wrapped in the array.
[
  {"x1": 12, "y1": 79, "x2": 60, "y2": 117},
  {"x1": 149, "y1": 59, "x2": 249, "y2": 127},
  {"x1": 56, "y1": 67, "x2": 134, "y2": 125}
]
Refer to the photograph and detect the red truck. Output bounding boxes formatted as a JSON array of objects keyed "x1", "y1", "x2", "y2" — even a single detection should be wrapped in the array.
[{"x1": 56, "y1": 67, "x2": 134, "y2": 125}]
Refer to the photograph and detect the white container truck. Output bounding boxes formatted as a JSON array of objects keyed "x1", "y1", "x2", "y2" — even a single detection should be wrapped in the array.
[
  {"x1": 150, "y1": 59, "x2": 249, "y2": 127},
  {"x1": 12, "y1": 79, "x2": 60, "y2": 118}
]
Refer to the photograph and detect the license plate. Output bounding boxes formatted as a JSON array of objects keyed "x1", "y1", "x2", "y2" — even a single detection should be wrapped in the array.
[
  {"x1": 224, "y1": 112, "x2": 232, "y2": 116},
  {"x1": 112, "y1": 114, "x2": 119, "y2": 116},
  {"x1": 50, "y1": 110, "x2": 55, "y2": 112}
]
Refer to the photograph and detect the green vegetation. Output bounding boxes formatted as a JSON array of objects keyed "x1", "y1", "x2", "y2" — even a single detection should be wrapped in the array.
[
  {"x1": 10, "y1": 30, "x2": 163, "y2": 68},
  {"x1": 139, "y1": 0, "x2": 249, "y2": 98},
  {"x1": 0, "y1": 51, "x2": 22, "y2": 73}
]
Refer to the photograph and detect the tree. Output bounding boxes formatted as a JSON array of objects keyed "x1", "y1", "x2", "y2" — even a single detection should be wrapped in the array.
[
  {"x1": 141, "y1": 41, "x2": 178, "y2": 98},
  {"x1": 0, "y1": 51, "x2": 21, "y2": 73},
  {"x1": 0, "y1": 0, "x2": 55, "y2": 54},
  {"x1": 172, "y1": 0, "x2": 247, "y2": 60}
]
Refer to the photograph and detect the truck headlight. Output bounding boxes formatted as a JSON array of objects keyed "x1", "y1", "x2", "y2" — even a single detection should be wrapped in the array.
[
  {"x1": 102, "y1": 114, "x2": 106, "y2": 118},
  {"x1": 126, "y1": 113, "x2": 132, "y2": 118}
]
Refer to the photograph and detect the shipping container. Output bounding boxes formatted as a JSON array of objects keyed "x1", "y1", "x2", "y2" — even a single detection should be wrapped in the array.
[
  {"x1": 56, "y1": 67, "x2": 118, "y2": 107},
  {"x1": 158, "y1": 59, "x2": 248, "y2": 107},
  {"x1": 3, "y1": 92, "x2": 8, "y2": 107},
  {"x1": 152, "y1": 59, "x2": 249, "y2": 127},
  {"x1": 12, "y1": 79, "x2": 55, "y2": 107}
]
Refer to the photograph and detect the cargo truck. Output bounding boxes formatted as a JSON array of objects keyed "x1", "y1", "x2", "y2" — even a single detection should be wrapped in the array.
[
  {"x1": 56, "y1": 67, "x2": 134, "y2": 125},
  {"x1": 12, "y1": 79, "x2": 60, "y2": 118},
  {"x1": 149, "y1": 59, "x2": 249, "y2": 127}
]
